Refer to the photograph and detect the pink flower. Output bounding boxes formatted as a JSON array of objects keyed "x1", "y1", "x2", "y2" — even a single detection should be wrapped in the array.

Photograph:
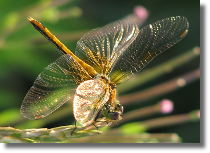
[
  {"x1": 134, "y1": 6, "x2": 148, "y2": 21},
  {"x1": 160, "y1": 99, "x2": 174, "y2": 114}
]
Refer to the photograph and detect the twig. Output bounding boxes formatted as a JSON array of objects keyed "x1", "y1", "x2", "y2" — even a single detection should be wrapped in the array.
[
  {"x1": 65, "y1": 133, "x2": 181, "y2": 143},
  {"x1": 120, "y1": 68, "x2": 200, "y2": 106},
  {"x1": 106, "y1": 110, "x2": 200, "y2": 136},
  {"x1": 0, "y1": 117, "x2": 111, "y2": 143},
  {"x1": 118, "y1": 47, "x2": 200, "y2": 94}
]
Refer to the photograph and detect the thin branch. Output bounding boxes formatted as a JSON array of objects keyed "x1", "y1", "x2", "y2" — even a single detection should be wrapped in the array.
[
  {"x1": 120, "y1": 68, "x2": 200, "y2": 106},
  {"x1": 117, "y1": 47, "x2": 200, "y2": 94},
  {"x1": 0, "y1": 117, "x2": 111, "y2": 143},
  {"x1": 65, "y1": 133, "x2": 182, "y2": 143},
  {"x1": 106, "y1": 110, "x2": 200, "y2": 136}
]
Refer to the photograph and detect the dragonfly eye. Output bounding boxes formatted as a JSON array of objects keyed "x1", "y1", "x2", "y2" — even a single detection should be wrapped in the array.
[{"x1": 103, "y1": 102, "x2": 124, "y2": 120}]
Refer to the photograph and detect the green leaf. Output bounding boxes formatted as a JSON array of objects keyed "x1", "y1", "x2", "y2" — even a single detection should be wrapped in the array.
[{"x1": 120, "y1": 122, "x2": 147, "y2": 134}]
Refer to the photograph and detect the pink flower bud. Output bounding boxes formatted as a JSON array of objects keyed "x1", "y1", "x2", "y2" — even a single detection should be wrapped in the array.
[
  {"x1": 160, "y1": 99, "x2": 174, "y2": 114},
  {"x1": 134, "y1": 6, "x2": 148, "y2": 21}
]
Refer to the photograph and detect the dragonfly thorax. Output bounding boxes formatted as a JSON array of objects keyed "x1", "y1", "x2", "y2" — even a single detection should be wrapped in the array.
[{"x1": 73, "y1": 74, "x2": 121, "y2": 127}]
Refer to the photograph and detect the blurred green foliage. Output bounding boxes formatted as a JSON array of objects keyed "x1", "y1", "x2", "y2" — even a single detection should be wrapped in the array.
[{"x1": 0, "y1": 0, "x2": 200, "y2": 143}]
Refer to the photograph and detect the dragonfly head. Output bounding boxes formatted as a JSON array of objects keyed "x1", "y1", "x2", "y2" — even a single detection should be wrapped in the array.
[{"x1": 103, "y1": 101, "x2": 124, "y2": 121}]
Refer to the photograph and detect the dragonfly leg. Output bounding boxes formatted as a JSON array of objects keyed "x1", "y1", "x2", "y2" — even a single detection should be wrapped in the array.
[
  {"x1": 71, "y1": 120, "x2": 77, "y2": 136},
  {"x1": 92, "y1": 123, "x2": 100, "y2": 134}
]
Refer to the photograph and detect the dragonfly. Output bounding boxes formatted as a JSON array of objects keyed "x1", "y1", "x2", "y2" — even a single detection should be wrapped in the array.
[{"x1": 21, "y1": 16, "x2": 188, "y2": 133}]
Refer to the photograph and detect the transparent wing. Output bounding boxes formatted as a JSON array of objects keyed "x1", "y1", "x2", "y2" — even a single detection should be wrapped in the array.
[
  {"x1": 109, "y1": 16, "x2": 189, "y2": 84},
  {"x1": 21, "y1": 54, "x2": 92, "y2": 120},
  {"x1": 75, "y1": 19, "x2": 139, "y2": 75},
  {"x1": 73, "y1": 79, "x2": 110, "y2": 127}
]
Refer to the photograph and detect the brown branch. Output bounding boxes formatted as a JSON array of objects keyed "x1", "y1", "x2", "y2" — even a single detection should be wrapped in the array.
[{"x1": 120, "y1": 68, "x2": 200, "y2": 106}]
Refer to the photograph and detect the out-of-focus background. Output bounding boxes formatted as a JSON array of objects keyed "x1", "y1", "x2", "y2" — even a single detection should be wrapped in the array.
[{"x1": 0, "y1": 0, "x2": 200, "y2": 143}]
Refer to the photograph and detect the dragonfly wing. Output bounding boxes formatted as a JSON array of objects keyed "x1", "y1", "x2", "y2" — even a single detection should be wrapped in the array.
[
  {"x1": 109, "y1": 16, "x2": 189, "y2": 84},
  {"x1": 75, "y1": 19, "x2": 139, "y2": 75},
  {"x1": 21, "y1": 54, "x2": 91, "y2": 120},
  {"x1": 73, "y1": 79, "x2": 110, "y2": 127}
]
